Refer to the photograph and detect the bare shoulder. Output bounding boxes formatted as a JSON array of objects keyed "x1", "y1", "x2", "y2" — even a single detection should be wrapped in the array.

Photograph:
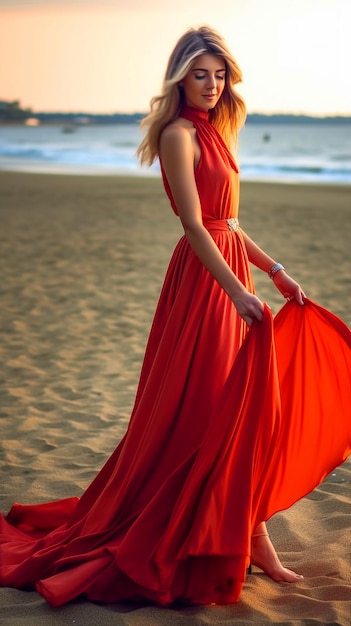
[
  {"x1": 159, "y1": 118, "x2": 199, "y2": 200},
  {"x1": 160, "y1": 118, "x2": 194, "y2": 152}
]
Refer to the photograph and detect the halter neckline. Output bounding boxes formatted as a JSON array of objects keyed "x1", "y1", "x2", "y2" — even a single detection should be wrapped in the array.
[
  {"x1": 180, "y1": 106, "x2": 210, "y2": 123},
  {"x1": 178, "y1": 104, "x2": 238, "y2": 173}
]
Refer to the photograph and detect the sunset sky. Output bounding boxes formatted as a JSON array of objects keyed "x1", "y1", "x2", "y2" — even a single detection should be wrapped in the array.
[{"x1": 1, "y1": 0, "x2": 350, "y2": 115}]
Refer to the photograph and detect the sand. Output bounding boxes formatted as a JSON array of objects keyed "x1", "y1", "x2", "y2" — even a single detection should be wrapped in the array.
[{"x1": 0, "y1": 172, "x2": 350, "y2": 625}]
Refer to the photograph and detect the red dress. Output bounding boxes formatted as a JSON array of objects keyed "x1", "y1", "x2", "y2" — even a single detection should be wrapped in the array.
[{"x1": 1, "y1": 106, "x2": 350, "y2": 607}]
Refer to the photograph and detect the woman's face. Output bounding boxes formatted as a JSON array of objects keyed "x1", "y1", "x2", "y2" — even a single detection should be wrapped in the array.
[{"x1": 181, "y1": 53, "x2": 226, "y2": 111}]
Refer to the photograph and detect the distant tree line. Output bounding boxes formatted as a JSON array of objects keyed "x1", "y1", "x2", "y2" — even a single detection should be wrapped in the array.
[
  {"x1": 0, "y1": 100, "x2": 34, "y2": 122},
  {"x1": 0, "y1": 100, "x2": 144, "y2": 124},
  {"x1": 247, "y1": 113, "x2": 351, "y2": 125},
  {"x1": 0, "y1": 99, "x2": 350, "y2": 125},
  {"x1": 36, "y1": 112, "x2": 144, "y2": 125}
]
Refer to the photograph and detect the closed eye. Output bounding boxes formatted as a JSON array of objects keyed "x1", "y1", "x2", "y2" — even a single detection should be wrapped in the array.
[{"x1": 194, "y1": 74, "x2": 226, "y2": 80}]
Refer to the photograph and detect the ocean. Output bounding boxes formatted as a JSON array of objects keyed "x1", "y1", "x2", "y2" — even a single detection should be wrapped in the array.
[{"x1": 0, "y1": 121, "x2": 350, "y2": 184}]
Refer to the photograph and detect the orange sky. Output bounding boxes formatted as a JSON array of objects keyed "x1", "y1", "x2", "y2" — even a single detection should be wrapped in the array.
[{"x1": 0, "y1": 0, "x2": 350, "y2": 115}]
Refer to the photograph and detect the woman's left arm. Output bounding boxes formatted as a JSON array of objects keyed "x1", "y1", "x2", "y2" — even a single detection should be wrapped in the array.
[{"x1": 241, "y1": 230, "x2": 305, "y2": 305}]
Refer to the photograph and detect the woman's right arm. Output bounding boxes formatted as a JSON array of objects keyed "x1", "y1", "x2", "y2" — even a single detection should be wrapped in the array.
[{"x1": 159, "y1": 124, "x2": 264, "y2": 325}]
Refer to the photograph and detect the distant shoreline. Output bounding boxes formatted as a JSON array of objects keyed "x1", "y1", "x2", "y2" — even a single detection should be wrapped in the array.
[
  {"x1": 0, "y1": 167, "x2": 349, "y2": 187},
  {"x1": 1, "y1": 98, "x2": 350, "y2": 125},
  {"x1": 1, "y1": 112, "x2": 350, "y2": 126}
]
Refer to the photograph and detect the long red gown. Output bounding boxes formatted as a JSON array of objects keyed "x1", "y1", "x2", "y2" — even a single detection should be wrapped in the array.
[{"x1": 1, "y1": 106, "x2": 350, "y2": 607}]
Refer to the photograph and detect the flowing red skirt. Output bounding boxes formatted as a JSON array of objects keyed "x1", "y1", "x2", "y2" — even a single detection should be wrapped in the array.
[{"x1": 1, "y1": 232, "x2": 350, "y2": 607}]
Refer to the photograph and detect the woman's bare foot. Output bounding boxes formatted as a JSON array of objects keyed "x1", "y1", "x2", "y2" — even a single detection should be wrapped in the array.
[{"x1": 251, "y1": 531, "x2": 304, "y2": 583}]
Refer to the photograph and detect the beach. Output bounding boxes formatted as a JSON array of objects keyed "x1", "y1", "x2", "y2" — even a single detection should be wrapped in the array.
[{"x1": 0, "y1": 171, "x2": 350, "y2": 625}]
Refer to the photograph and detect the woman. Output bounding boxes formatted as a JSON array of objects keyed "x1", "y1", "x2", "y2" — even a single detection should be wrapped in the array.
[
  {"x1": 138, "y1": 26, "x2": 306, "y2": 581},
  {"x1": 0, "y1": 26, "x2": 350, "y2": 607}
]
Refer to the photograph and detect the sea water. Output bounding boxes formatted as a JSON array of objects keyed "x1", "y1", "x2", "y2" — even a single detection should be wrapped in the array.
[{"x1": 0, "y1": 122, "x2": 350, "y2": 184}]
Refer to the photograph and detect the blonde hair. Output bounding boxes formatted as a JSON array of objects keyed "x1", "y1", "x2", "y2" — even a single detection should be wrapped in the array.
[{"x1": 137, "y1": 26, "x2": 247, "y2": 166}]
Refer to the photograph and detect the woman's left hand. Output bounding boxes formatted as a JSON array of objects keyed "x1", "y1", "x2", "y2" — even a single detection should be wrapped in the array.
[{"x1": 273, "y1": 270, "x2": 305, "y2": 305}]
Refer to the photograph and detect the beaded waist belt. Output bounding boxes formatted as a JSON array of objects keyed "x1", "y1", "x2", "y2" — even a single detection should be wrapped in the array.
[{"x1": 203, "y1": 217, "x2": 240, "y2": 232}]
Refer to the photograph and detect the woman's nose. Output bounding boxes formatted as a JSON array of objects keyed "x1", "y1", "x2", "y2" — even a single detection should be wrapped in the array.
[{"x1": 207, "y1": 74, "x2": 217, "y2": 90}]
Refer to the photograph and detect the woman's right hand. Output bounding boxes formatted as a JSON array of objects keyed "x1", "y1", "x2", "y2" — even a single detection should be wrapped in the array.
[{"x1": 232, "y1": 291, "x2": 264, "y2": 326}]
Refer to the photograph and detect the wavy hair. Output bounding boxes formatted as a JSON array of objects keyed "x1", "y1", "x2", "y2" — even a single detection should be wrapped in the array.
[{"x1": 137, "y1": 26, "x2": 247, "y2": 166}]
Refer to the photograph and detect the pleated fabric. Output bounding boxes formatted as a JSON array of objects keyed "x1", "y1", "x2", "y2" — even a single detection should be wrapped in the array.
[{"x1": 1, "y1": 106, "x2": 350, "y2": 607}]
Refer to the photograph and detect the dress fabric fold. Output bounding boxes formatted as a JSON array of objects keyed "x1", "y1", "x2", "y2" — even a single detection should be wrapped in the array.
[{"x1": 1, "y1": 106, "x2": 350, "y2": 606}]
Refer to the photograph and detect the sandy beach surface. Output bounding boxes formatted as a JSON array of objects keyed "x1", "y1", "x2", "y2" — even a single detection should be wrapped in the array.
[{"x1": 0, "y1": 172, "x2": 350, "y2": 625}]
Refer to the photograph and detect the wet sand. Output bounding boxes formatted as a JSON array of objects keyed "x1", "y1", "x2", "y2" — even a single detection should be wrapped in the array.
[{"x1": 0, "y1": 172, "x2": 350, "y2": 625}]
